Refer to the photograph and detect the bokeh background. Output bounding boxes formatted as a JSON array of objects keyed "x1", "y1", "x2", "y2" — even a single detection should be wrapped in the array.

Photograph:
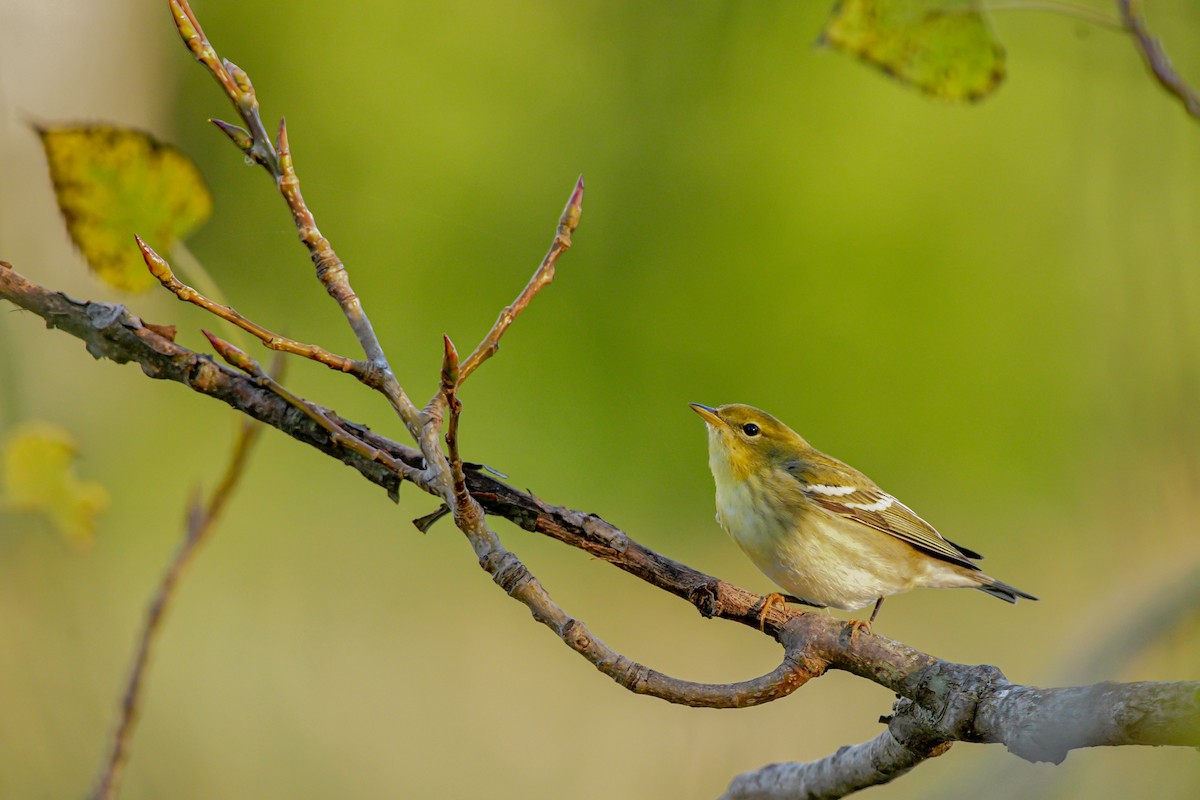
[{"x1": 2, "y1": 1, "x2": 1199, "y2": 798}]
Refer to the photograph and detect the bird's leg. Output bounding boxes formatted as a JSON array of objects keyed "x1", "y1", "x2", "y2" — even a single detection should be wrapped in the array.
[{"x1": 844, "y1": 597, "x2": 884, "y2": 639}]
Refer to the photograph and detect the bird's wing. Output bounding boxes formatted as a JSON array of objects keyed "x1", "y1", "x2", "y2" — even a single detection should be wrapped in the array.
[{"x1": 785, "y1": 460, "x2": 980, "y2": 571}]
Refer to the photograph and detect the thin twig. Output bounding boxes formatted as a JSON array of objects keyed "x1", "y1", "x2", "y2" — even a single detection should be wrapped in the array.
[
  {"x1": 411, "y1": 175, "x2": 588, "y2": 548},
  {"x1": 167, "y1": 0, "x2": 279, "y2": 174},
  {"x1": 87, "y1": 384, "x2": 268, "y2": 800},
  {"x1": 274, "y1": 119, "x2": 391, "y2": 369},
  {"x1": 1117, "y1": 0, "x2": 1200, "y2": 120},
  {"x1": 136, "y1": 236, "x2": 374, "y2": 382},
  {"x1": 439, "y1": 335, "x2": 470, "y2": 510},
  {"x1": 167, "y1": 0, "x2": 425, "y2": 446},
  {"x1": 416, "y1": 175, "x2": 585, "y2": 515},
  {"x1": 459, "y1": 176, "x2": 585, "y2": 384},
  {"x1": 201, "y1": 331, "x2": 424, "y2": 487}
]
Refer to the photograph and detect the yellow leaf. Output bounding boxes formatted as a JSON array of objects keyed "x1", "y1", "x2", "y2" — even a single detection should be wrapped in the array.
[
  {"x1": 822, "y1": 0, "x2": 1006, "y2": 102},
  {"x1": 37, "y1": 125, "x2": 213, "y2": 292},
  {"x1": 1, "y1": 421, "x2": 109, "y2": 548}
]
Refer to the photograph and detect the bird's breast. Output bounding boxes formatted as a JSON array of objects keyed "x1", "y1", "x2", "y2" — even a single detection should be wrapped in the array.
[{"x1": 713, "y1": 471, "x2": 931, "y2": 610}]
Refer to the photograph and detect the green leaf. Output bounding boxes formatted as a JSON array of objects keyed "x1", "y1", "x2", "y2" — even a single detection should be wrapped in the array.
[
  {"x1": 37, "y1": 125, "x2": 213, "y2": 292},
  {"x1": 1, "y1": 421, "x2": 109, "y2": 548},
  {"x1": 822, "y1": 0, "x2": 1006, "y2": 102}
]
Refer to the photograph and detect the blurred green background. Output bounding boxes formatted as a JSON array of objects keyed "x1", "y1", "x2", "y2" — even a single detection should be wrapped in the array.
[{"x1": 2, "y1": 1, "x2": 1199, "y2": 797}]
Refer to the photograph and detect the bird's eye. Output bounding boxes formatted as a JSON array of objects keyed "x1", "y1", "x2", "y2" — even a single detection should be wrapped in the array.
[{"x1": 742, "y1": 423, "x2": 760, "y2": 437}]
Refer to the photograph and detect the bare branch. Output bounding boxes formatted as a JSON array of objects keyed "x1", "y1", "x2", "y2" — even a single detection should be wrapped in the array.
[
  {"x1": 723, "y1": 662, "x2": 1200, "y2": 798},
  {"x1": 459, "y1": 176, "x2": 585, "y2": 384},
  {"x1": 439, "y1": 334, "x2": 470, "y2": 511},
  {"x1": 975, "y1": 678, "x2": 1200, "y2": 762},
  {"x1": 136, "y1": 236, "x2": 374, "y2": 382},
  {"x1": 87, "y1": 396, "x2": 266, "y2": 800},
  {"x1": 167, "y1": 0, "x2": 427, "y2": 445},
  {"x1": 481, "y1": 547, "x2": 821, "y2": 707},
  {"x1": 200, "y1": 330, "x2": 425, "y2": 487},
  {"x1": 0, "y1": 262, "x2": 408, "y2": 499},
  {"x1": 167, "y1": 0, "x2": 279, "y2": 173},
  {"x1": 721, "y1": 703, "x2": 952, "y2": 800},
  {"x1": 1117, "y1": 0, "x2": 1200, "y2": 120},
  {"x1": 273, "y1": 118, "x2": 391, "y2": 369}
]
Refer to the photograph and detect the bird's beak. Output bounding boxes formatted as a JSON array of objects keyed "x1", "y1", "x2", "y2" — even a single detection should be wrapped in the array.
[{"x1": 689, "y1": 403, "x2": 723, "y2": 427}]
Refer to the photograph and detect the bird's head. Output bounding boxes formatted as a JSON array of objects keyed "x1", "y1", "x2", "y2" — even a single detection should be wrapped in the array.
[{"x1": 689, "y1": 403, "x2": 809, "y2": 482}]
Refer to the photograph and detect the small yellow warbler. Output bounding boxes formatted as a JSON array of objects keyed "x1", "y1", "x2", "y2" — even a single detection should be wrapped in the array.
[{"x1": 691, "y1": 403, "x2": 1036, "y2": 632}]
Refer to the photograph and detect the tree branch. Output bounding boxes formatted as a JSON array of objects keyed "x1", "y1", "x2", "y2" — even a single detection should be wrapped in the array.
[
  {"x1": 458, "y1": 175, "x2": 584, "y2": 384},
  {"x1": 168, "y1": 0, "x2": 427, "y2": 446},
  {"x1": 137, "y1": 236, "x2": 373, "y2": 383},
  {"x1": 722, "y1": 669, "x2": 1200, "y2": 799},
  {"x1": 975, "y1": 678, "x2": 1200, "y2": 761},
  {"x1": 4, "y1": 259, "x2": 1198, "y2": 778},
  {"x1": 722, "y1": 700, "x2": 952, "y2": 800}
]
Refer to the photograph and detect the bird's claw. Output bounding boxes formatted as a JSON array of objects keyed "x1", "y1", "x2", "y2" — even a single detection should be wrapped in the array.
[
  {"x1": 843, "y1": 618, "x2": 873, "y2": 640},
  {"x1": 755, "y1": 592, "x2": 789, "y2": 631}
]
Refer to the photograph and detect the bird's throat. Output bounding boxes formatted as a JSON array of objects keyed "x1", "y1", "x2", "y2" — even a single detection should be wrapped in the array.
[{"x1": 708, "y1": 438, "x2": 756, "y2": 484}]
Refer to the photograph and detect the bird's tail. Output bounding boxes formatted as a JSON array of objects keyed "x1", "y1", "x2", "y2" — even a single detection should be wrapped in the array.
[{"x1": 976, "y1": 575, "x2": 1038, "y2": 604}]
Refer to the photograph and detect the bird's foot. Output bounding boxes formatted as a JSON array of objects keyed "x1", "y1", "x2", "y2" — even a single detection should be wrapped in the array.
[
  {"x1": 843, "y1": 618, "x2": 873, "y2": 639},
  {"x1": 754, "y1": 593, "x2": 789, "y2": 631},
  {"x1": 755, "y1": 594, "x2": 823, "y2": 630},
  {"x1": 842, "y1": 598, "x2": 884, "y2": 640}
]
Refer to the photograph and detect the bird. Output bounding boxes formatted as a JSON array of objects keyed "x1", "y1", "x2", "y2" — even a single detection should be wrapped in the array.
[{"x1": 690, "y1": 402, "x2": 1036, "y2": 634}]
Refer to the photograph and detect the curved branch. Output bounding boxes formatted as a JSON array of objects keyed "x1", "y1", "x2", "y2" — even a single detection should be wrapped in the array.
[{"x1": 484, "y1": 548, "x2": 822, "y2": 707}]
